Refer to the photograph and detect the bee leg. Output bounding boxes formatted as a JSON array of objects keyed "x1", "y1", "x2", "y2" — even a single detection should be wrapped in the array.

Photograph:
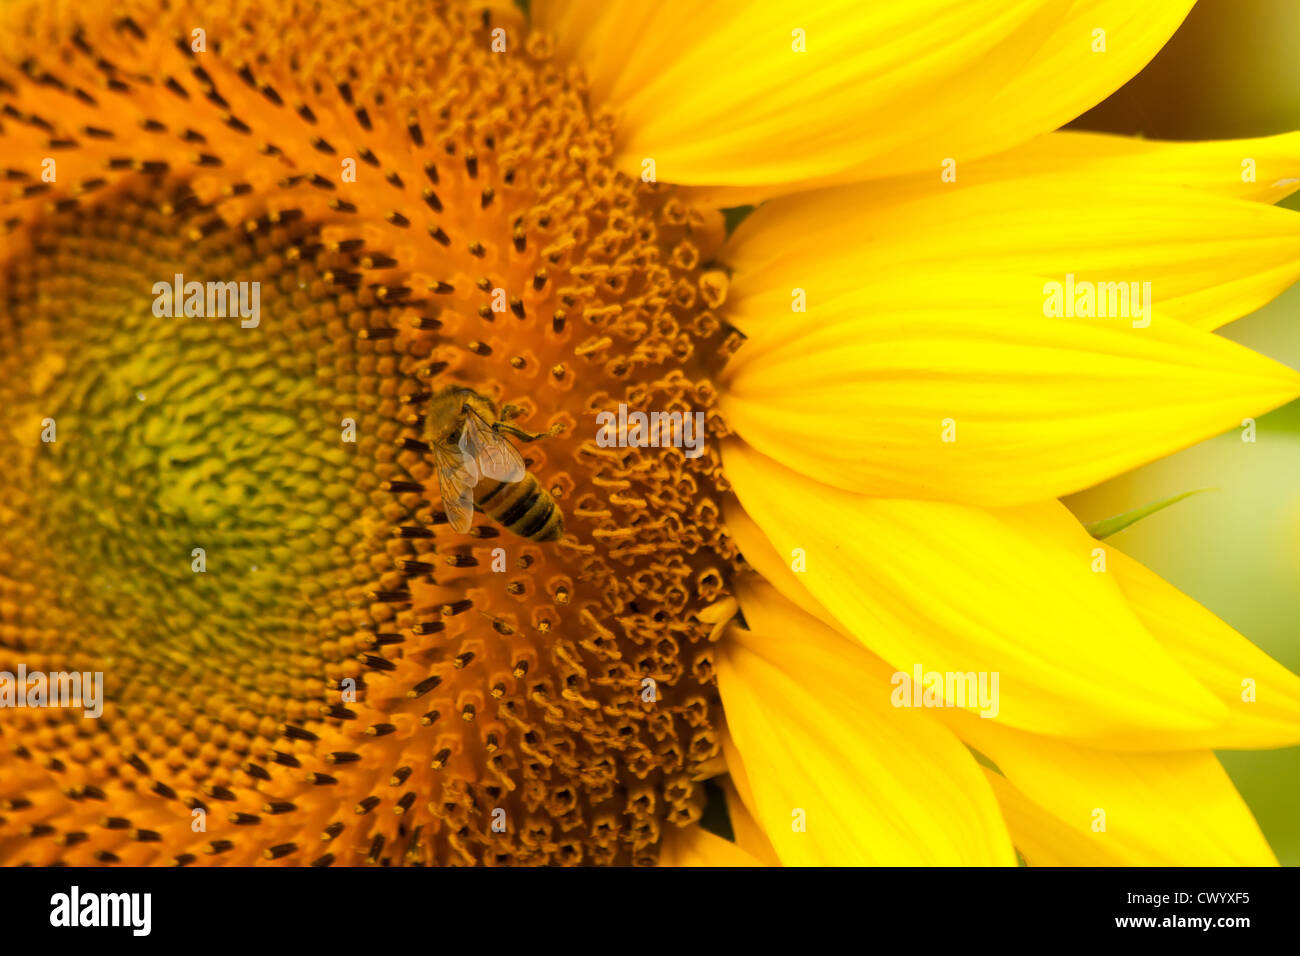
[{"x1": 492, "y1": 421, "x2": 563, "y2": 443}]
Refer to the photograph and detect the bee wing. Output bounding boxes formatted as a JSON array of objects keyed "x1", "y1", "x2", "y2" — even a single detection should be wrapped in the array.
[
  {"x1": 434, "y1": 442, "x2": 479, "y2": 533},
  {"x1": 459, "y1": 409, "x2": 525, "y2": 483}
]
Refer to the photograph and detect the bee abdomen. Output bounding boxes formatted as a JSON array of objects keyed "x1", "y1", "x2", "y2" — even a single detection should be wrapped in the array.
[{"x1": 475, "y1": 473, "x2": 563, "y2": 542}]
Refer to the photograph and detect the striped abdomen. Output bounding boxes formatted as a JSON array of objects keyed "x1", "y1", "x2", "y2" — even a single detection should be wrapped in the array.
[{"x1": 474, "y1": 472, "x2": 564, "y2": 541}]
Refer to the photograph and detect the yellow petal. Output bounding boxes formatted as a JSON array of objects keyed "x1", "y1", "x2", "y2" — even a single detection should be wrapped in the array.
[
  {"x1": 727, "y1": 171, "x2": 1300, "y2": 334},
  {"x1": 719, "y1": 725, "x2": 760, "y2": 821},
  {"x1": 685, "y1": 728, "x2": 779, "y2": 866},
  {"x1": 960, "y1": 724, "x2": 1277, "y2": 865},
  {"x1": 657, "y1": 823, "x2": 767, "y2": 867},
  {"x1": 732, "y1": 496, "x2": 1300, "y2": 756},
  {"x1": 688, "y1": 122, "x2": 1300, "y2": 214},
  {"x1": 898, "y1": 0, "x2": 1196, "y2": 176},
  {"x1": 719, "y1": 775, "x2": 782, "y2": 867},
  {"x1": 722, "y1": 504, "x2": 843, "y2": 633},
  {"x1": 720, "y1": 274, "x2": 1300, "y2": 504},
  {"x1": 537, "y1": 1, "x2": 1191, "y2": 192},
  {"x1": 981, "y1": 769, "x2": 1115, "y2": 866},
  {"x1": 722, "y1": 443, "x2": 1233, "y2": 746},
  {"x1": 718, "y1": 578, "x2": 1016, "y2": 866},
  {"x1": 970, "y1": 130, "x2": 1300, "y2": 205},
  {"x1": 1109, "y1": 547, "x2": 1300, "y2": 749}
]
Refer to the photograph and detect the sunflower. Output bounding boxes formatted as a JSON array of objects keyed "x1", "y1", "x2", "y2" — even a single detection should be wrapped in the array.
[{"x1": 2, "y1": 0, "x2": 1299, "y2": 867}]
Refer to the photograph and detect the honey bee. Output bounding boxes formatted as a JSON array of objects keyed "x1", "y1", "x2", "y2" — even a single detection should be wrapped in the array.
[{"x1": 424, "y1": 386, "x2": 564, "y2": 541}]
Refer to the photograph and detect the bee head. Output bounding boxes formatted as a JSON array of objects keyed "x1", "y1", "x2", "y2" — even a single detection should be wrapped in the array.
[{"x1": 458, "y1": 389, "x2": 498, "y2": 422}]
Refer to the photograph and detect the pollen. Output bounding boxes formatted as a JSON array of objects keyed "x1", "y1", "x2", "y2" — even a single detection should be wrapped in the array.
[{"x1": 0, "y1": 0, "x2": 742, "y2": 865}]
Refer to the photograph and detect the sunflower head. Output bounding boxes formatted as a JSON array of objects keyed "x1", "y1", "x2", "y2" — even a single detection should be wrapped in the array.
[{"x1": 0, "y1": 0, "x2": 744, "y2": 866}]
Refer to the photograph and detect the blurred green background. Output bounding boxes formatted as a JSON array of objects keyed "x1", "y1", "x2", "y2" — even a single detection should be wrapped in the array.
[{"x1": 1066, "y1": 0, "x2": 1300, "y2": 865}]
